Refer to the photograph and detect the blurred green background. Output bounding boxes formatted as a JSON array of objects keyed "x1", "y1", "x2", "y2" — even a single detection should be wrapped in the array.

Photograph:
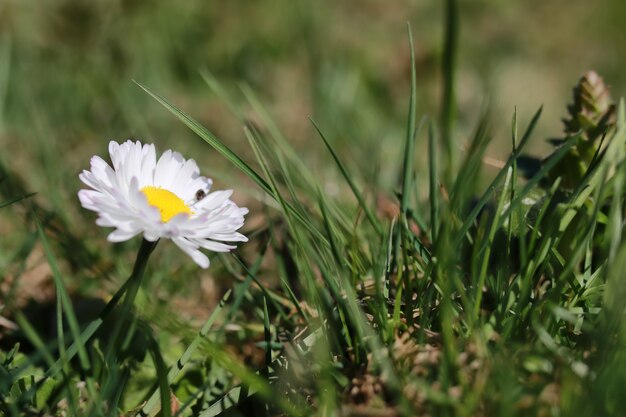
[{"x1": 1, "y1": 0, "x2": 625, "y2": 242}]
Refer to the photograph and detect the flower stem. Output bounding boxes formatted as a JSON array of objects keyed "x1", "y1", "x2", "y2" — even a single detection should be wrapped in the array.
[{"x1": 105, "y1": 239, "x2": 158, "y2": 359}]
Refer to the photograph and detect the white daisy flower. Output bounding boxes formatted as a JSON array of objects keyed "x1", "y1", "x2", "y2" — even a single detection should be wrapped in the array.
[{"x1": 78, "y1": 140, "x2": 248, "y2": 268}]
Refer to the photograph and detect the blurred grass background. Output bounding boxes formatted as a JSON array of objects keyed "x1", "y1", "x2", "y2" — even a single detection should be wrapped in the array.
[
  {"x1": 1, "y1": 0, "x2": 625, "y2": 310},
  {"x1": 2, "y1": 0, "x2": 626, "y2": 181}
]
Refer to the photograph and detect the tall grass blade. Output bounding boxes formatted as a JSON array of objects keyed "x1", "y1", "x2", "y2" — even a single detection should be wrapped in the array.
[
  {"x1": 400, "y1": 23, "x2": 418, "y2": 216},
  {"x1": 33, "y1": 213, "x2": 91, "y2": 371},
  {"x1": 310, "y1": 118, "x2": 382, "y2": 234},
  {"x1": 441, "y1": 0, "x2": 459, "y2": 182}
]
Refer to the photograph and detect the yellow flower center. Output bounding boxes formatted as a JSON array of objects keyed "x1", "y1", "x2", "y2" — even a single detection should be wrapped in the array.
[{"x1": 141, "y1": 186, "x2": 192, "y2": 222}]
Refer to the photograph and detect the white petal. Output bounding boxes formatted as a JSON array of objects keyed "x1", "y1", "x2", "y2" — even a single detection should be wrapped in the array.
[
  {"x1": 194, "y1": 190, "x2": 233, "y2": 211},
  {"x1": 107, "y1": 228, "x2": 142, "y2": 242},
  {"x1": 192, "y1": 238, "x2": 237, "y2": 252},
  {"x1": 173, "y1": 237, "x2": 210, "y2": 268},
  {"x1": 139, "y1": 143, "x2": 157, "y2": 186},
  {"x1": 170, "y1": 158, "x2": 200, "y2": 192},
  {"x1": 154, "y1": 150, "x2": 183, "y2": 188}
]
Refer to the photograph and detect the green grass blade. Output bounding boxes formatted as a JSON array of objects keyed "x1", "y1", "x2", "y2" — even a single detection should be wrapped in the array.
[
  {"x1": 428, "y1": 121, "x2": 440, "y2": 245},
  {"x1": 0, "y1": 192, "x2": 36, "y2": 209},
  {"x1": 33, "y1": 213, "x2": 91, "y2": 371},
  {"x1": 401, "y1": 23, "x2": 418, "y2": 217},
  {"x1": 44, "y1": 268, "x2": 137, "y2": 378},
  {"x1": 200, "y1": 69, "x2": 245, "y2": 120},
  {"x1": 14, "y1": 313, "x2": 55, "y2": 368},
  {"x1": 147, "y1": 336, "x2": 172, "y2": 417},
  {"x1": 310, "y1": 118, "x2": 382, "y2": 234},
  {"x1": 140, "y1": 290, "x2": 232, "y2": 416},
  {"x1": 441, "y1": 0, "x2": 459, "y2": 182},
  {"x1": 453, "y1": 106, "x2": 542, "y2": 248},
  {"x1": 317, "y1": 188, "x2": 345, "y2": 268}
]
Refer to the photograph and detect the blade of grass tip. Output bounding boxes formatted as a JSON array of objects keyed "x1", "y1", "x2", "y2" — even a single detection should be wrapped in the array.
[
  {"x1": 200, "y1": 69, "x2": 245, "y2": 121},
  {"x1": 0, "y1": 192, "x2": 36, "y2": 209},
  {"x1": 441, "y1": 0, "x2": 459, "y2": 183},
  {"x1": 401, "y1": 23, "x2": 418, "y2": 217},
  {"x1": 140, "y1": 290, "x2": 232, "y2": 417},
  {"x1": 428, "y1": 121, "x2": 440, "y2": 246},
  {"x1": 453, "y1": 106, "x2": 542, "y2": 249},
  {"x1": 33, "y1": 213, "x2": 91, "y2": 372},
  {"x1": 310, "y1": 118, "x2": 382, "y2": 234}
]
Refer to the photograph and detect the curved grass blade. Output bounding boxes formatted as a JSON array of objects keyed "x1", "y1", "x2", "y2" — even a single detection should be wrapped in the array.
[
  {"x1": 135, "y1": 81, "x2": 328, "y2": 247},
  {"x1": 310, "y1": 118, "x2": 382, "y2": 235}
]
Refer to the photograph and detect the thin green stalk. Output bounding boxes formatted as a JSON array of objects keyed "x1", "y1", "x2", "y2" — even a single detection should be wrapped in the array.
[
  {"x1": 441, "y1": 0, "x2": 459, "y2": 184},
  {"x1": 310, "y1": 118, "x2": 382, "y2": 235},
  {"x1": 105, "y1": 239, "x2": 158, "y2": 358},
  {"x1": 473, "y1": 167, "x2": 512, "y2": 322},
  {"x1": 429, "y1": 121, "x2": 440, "y2": 246},
  {"x1": 401, "y1": 23, "x2": 418, "y2": 216}
]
